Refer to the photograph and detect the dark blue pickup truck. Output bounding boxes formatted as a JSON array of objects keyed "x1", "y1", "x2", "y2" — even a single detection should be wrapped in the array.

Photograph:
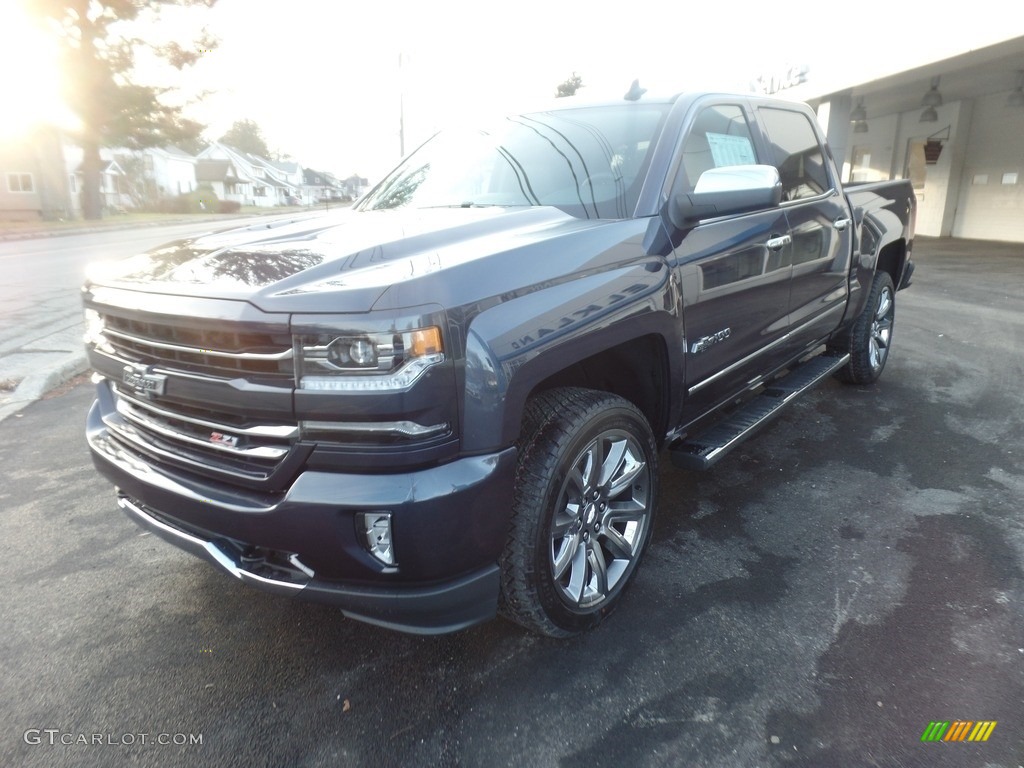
[{"x1": 83, "y1": 88, "x2": 915, "y2": 636}]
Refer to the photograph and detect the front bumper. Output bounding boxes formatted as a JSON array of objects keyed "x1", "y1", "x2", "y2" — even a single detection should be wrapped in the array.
[
  {"x1": 118, "y1": 496, "x2": 501, "y2": 634},
  {"x1": 87, "y1": 393, "x2": 517, "y2": 635}
]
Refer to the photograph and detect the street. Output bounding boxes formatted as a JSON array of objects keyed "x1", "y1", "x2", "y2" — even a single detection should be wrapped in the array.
[
  {"x1": 1, "y1": 237, "x2": 1022, "y2": 768},
  {"x1": 0, "y1": 219, "x2": 250, "y2": 348},
  {"x1": 0, "y1": 214, "x2": 313, "y2": 421}
]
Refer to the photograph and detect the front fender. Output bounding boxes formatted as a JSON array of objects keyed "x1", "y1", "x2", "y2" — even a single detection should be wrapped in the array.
[{"x1": 462, "y1": 260, "x2": 678, "y2": 452}]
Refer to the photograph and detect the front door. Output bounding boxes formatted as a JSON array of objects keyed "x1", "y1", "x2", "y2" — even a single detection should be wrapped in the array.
[{"x1": 666, "y1": 102, "x2": 793, "y2": 427}]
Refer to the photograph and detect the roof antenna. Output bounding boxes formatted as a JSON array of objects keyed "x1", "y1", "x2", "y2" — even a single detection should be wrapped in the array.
[{"x1": 624, "y1": 79, "x2": 647, "y2": 101}]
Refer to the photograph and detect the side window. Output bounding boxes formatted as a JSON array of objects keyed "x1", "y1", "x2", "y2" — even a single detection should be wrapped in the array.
[
  {"x1": 679, "y1": 104, "x2": 758, "y2": 192},
  {"x1": 758, "y1": 107, "x2": 830, "y2": 201}
]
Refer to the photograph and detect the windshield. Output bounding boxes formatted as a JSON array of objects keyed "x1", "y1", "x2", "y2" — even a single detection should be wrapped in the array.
[{"x1": 357, "y1": 104, "x2": 670, "y2": 219}]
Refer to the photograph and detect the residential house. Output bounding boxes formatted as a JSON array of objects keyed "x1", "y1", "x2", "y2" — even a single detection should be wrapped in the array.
[
  {"x1": 342, "y1": 174, "x2": 370, "y2": 200},
  {"x1": 0, "y1": 126, "x2": 73, "y2": 221},
  {"x1": 3, "y1": 127, "x2": 351, "y2": 220},
  {"x1": 302, "y1": 168, "x2": 352, "y2": 203},
  {"x1": 270, "y1": 159, "x2": 304, "y2": 203},
  {"x1": 62, "y1": 143, "x2": 132, "y2": 217},
  {"x1": 96, "y1": 158, "x2": 130, "y2": 211},
  {"x1": 302, "y1": 168, "x2": 332, "y2": 203},
  {"x1": 245, "y1": 153, "x2": 302, "y2": 205},
  {"x1": 196, "y1": 158, "x2": 247, "y2": 206},
  {"x1": 143, "y1": 146, "x2": 198, "y2": 199},
  {"x1": 198, "y1": 143, "x2": 301, "y2": 208},
  {"x1": 112, "y1": 146, "x2": 197, "y2": 208}
]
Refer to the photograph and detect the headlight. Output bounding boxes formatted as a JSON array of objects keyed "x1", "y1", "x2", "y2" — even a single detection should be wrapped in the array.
[
  {"x1": 296, "y1": 326, "x2": 444, "y2": 392},
  {"x1": 83, "y1": 308, "x2": 115, "y2": 355}
]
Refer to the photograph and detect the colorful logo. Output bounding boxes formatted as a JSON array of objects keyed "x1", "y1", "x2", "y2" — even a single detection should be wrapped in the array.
[{"x1": 920, "y1": 721, "x2": 997, "y2": 742}]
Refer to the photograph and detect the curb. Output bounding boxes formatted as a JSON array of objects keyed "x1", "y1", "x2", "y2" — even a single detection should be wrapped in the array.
[{"x1": 0, "y1": 353, "x2": 89, "y2": 423}]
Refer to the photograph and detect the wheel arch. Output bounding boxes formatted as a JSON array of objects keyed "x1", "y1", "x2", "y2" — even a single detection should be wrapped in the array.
[
  {"x1": 519, "y1": 333, "x2": 672, "y2": 447},
  {"x1": 876, "y1": 238, "x2": 909, "y2": 290},
  {"x1": 462, "y1": 314, "x2": 679, "y2": 454}
]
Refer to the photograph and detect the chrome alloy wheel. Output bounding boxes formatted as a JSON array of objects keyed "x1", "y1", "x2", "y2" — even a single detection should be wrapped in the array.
[
  {"x1": 869, "y1": 285, "x2": 894, "y2": 373},
  {"x1": 549, "y1": 429, "x2": 652, "y2": 609}
]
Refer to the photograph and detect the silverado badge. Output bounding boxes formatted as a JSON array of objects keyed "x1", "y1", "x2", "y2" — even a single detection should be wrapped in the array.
[
  {"x1": 122, "y1": 365, "x2": 167, "y2": 396},
  {"x1": 691, "y1": 328, "x2": 732, "y2": 354}
]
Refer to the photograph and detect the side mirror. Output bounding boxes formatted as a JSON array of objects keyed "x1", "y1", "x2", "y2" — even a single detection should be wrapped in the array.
[{"x1": 671, "y1": 164, "x2": 782, "y2": 227}]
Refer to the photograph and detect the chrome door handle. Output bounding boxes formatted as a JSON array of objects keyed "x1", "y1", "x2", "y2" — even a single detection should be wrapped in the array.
[
  {"x1": 834, "y1": 217, "x2": 852, "y2": 231},
  {"x1": 766, "y1": 235, "x2": 792, "y2": 251}
]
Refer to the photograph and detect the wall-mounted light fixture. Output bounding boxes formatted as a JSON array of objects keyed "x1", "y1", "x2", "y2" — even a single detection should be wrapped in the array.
[
  {"x1": 920, "y1": 76, "x2": 943, "y2": 122},
  {"x1": 921, "y1": 76, "x2": 943, "y2": 107},
  {"x1": 1008, "y1": 71, "x2": 1024, "y2": 108},
  {"x1": 923, "y1": 126, "x2": 951, "y2": 165},
  {"x1": 850, "y1": 99, "x2": 868, "y2": 133}
]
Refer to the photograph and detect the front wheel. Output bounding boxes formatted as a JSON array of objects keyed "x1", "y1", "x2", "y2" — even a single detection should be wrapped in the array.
[
  {"x1": 499, "y1": 388, "x2": 658, "y2": 637},
  {"x1": 836, "y1": 271, "x2": 895, "y2": 384}
]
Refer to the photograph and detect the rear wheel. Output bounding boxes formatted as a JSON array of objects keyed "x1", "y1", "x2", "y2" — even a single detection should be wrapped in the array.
[
  {"x1": 499, "y1": 388, "x2": 658, "y2": 637},
  {"x1": 837, "y1": 271, "x2": 895, "y2": 384}
]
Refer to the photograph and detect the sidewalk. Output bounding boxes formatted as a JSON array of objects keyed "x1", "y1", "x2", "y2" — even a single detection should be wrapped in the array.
[{"x1": 0, "y1": 322, "x2": 87, "y2": 422}]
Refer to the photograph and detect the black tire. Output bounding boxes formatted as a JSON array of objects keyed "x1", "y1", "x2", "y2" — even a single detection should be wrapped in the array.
[
  {"x1": 499, "y1": 387, "x2": 659, "y2": 637},
  {"x1": 836, "y1": 271, "x2": 896, "y2": 385}
]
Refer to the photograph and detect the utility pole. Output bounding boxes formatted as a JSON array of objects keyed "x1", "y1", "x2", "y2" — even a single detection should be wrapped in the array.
[{"x1": 398, "y1": 53, "x2": 406, "y2": 158}]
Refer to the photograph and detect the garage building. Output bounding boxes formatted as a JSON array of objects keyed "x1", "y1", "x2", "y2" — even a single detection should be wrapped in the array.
[{"x1": 768, "y1": 34, "x2": 1024, "y2": 243}]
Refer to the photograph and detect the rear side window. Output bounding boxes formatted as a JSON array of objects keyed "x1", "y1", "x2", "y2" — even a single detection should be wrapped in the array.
[
  {"x1": 757, "y1": 107, "x2": 830, "y2": 201},
  {"x1": 678, "y1": 104, "x2": 758, "y2": 192}
]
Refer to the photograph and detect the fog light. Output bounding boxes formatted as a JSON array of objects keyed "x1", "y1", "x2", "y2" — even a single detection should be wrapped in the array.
[{"x1": 357, "y1": 511, "x2": 396, "y2": 566}]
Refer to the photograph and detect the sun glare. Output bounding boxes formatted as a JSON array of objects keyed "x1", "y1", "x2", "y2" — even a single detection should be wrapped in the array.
[{"x1": 0, "y1": 4, "x2": 78, "y2": 141}]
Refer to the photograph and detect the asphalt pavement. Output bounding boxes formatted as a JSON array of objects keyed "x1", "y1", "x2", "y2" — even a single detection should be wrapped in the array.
[{"x1": 0, "y1": 236, "x2": 1022, "y2": 768}]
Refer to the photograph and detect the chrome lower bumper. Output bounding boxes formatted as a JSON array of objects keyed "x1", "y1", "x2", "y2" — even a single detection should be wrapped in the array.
[
  {"x1": 119, "y1": 495, "x2": 307, "y2": 598},
  {"x1": 117, "y1": 494, "x2": 501, "y2": 635}
]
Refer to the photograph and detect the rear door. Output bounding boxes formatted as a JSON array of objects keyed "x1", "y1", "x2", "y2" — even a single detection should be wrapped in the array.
[
  {"x1": 755, "y1": 105, "x2": 854, "y2": 352},
  {"x1": 666, "y1": 101, "x2": 793, "y2": 425}
]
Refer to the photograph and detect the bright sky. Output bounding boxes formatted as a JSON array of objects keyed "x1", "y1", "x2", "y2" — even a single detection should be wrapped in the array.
[{"x1": 2, "y1": 0, "x2": 1021, "y2": 181}]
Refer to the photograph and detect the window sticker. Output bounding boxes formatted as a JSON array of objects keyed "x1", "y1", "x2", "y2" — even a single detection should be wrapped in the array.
[{"x1": 707, "y1": 133, "x2": 756, "y2": 167}]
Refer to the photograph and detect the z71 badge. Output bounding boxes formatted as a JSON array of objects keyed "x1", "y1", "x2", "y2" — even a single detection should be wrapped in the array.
[
  {"x1": 122, "y1": 365, "x2": 167, "y2": 396},
  {"x1": 209, "y1": 431, "x2": 240, "y2": 448}
]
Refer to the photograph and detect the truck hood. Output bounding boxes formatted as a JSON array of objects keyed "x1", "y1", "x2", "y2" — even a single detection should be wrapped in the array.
[{"x1": 89, "y1": 207, "x2": 612, "y2": 313}]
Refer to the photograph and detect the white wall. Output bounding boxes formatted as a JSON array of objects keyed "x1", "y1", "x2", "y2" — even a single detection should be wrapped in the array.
[
  {"x1": 162, "y1": 157, "x2": 196, "y2": 197},
  {"x1": 843, "y1": 113, "x2": 901, "y2": 183},
  {"x1": 953, "y1": 91, "x2": 1024, "y2": 241},
  {"x1": 892, "y1": 100, "x2": 973, "y2": 237}
]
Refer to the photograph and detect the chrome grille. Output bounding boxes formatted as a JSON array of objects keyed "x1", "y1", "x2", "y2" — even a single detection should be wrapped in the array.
[
  {"x1": 100, "y1": 314, "x2": 294, "y2": 380},
  {"x1": 104, "y1": 385, "x2": 301, "y2": 484}
]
